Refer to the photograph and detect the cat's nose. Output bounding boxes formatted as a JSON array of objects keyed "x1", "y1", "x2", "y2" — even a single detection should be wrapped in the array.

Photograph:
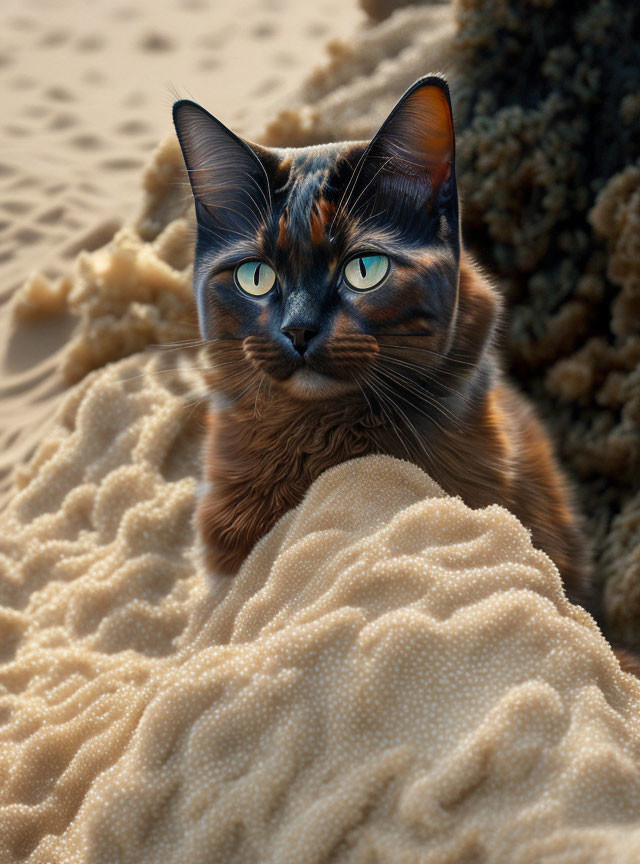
[{"x1": 282, "y1": 326, "x2": 317, "y2": 355}]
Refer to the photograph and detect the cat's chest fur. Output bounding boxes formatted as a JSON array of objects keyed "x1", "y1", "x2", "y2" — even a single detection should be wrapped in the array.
[
  {"x1": 196, "y1": 394, "x2": 386, "y2": 574},
  {"x1": 196, "y1": 379, "x2": 510, "y2": 575}
]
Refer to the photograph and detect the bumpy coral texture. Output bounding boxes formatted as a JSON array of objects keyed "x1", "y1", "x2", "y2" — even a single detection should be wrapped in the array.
[
  {"x1": 452, "y1": 5, "x2": 640, "y2": 650},
  {"x1": 2, "y1": 364, "x2": 640, "y2": 863}
]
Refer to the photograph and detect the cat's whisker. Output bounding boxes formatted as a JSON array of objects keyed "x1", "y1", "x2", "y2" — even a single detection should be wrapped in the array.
[
  {"x1": 361, "y1": 374, "x2": 415, "y2": 463},
  {"x1": 352, "y1": 206, "x2": 390, "y2": 233},
  {"x1": 367, "y1": 370, "x2": 435, "y2": 468},
  {"x1": 377, "y1": 378, "x2": 440, "y2": 477},
  {"x1": 242, "y1": 182, "x2": 270, "y2": 226},
  {"x1": 330, "y1": 155, "x2": 393, "y2": 237},
  {"x1": 197, "y1": 221, "x2": 244, "y2": 245},
  {"x1": 329, "y1": 156, "x2": 367, "y2": 239},
  {"x1": 191, "y1": 202, "x2": 260, "y2": 243},
  {"x1": 379, "y1": 354, "x2": 469, "y2": 404},
  {"x1": 330, "y1": 158, "x2": 392, "y2": 238},
  {"x1": 117, "y1": 353, "x2": 249, "y2": 389},
  {"x1": 186, "y1": 169, "x2": 266, "y2": 226},
  {"x1": 116, "y1": 366, "x2": 213, "y2": 385},
  {"x1": 144, "y1": 342, "x2": 210, "y2": 357},
  {"x1": 196, "y1": 184, "x2": 265, "y2": 231},
  {"x1": 253, "y1": 372, "x2": 266, "y2": 420},
  {"x1": 340, "y1": 156, "x2": 394, "y2": 228},
  {"x1": 373, "y1": 373, "x2": 447, "y2": 438},
  {"x1": 377, "y1": 342, "x2": 477, "y2": 369},
  {"x1": 372, "y1": 363, "x2": 453, "y2": 431},
  {"x1": 209, "y1": 370, "x2": 258, "y2": 397},
  {"x1": 177, "y1": 390, "x2": 214, "y2": 416},
  {"x1": 354, "y1": 378, "x2": 376, "y2": 419},
  {"x1": 234, "y1": 375, "x2": 261, "y2": 405},
  {"x1": 246, "y1": 171, "x2": 271, "y2": 213},
  {"x1": 196, "y1": 200, "x2": 260, "y2": 238},
  {"x1": 378, "y1": 367, "x2": 460, "y2": 431},
  {"x1": 377, "y1": 354, "x2": 471, "y2": 403},
  {"x1": 151, "y1": 335, "x2": 238, "y2": 349},
  {"x1": 149, "y1": 338, "x2": 208, "y2": 351}
]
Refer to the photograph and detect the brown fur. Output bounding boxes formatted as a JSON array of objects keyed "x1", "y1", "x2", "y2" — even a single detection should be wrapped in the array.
[{"x1": 198, "y1": 255, "x2": 590, "y2": 608}]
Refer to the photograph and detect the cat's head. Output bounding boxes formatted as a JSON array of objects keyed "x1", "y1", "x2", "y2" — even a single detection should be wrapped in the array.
[{"x1": 173, "y1": 77, "x2": 470, "y2": 405}]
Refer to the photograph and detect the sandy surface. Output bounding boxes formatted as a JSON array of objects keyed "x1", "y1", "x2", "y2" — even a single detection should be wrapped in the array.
[
  {"x1": 0, "y1": 0, "x2": 364, "y2": 505},
  {"x1": 0, "y1": 0, "x2": 364, "y2": 284},
  {"x1": 3, "y1": 386, "x2": 640, "y2": 861}
]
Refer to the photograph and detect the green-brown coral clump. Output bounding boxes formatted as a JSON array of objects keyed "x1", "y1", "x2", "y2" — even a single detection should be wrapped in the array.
[{"x1": 452, "y1": 0, "x2": 640, "y2": 644}]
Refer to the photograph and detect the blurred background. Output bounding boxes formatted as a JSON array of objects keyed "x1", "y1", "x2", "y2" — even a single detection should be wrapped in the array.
[{"x1": 0, "y1": 0, "x2": 638, "y2": 647}]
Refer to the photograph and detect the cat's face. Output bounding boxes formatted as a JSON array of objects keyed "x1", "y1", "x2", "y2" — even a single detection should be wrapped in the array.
[{"x1": 174, "y1": 77, "x2": 460, "y2": 403}]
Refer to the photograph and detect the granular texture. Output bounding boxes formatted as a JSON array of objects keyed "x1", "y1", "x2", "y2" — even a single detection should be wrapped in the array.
[{"x1": 2, "y1": 365, "x2": 640, "y2": 862}]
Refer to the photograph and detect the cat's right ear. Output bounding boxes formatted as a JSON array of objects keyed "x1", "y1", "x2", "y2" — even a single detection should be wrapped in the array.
[{"x1": 172, "y1": 100, "x2": 271, "y2": 236}]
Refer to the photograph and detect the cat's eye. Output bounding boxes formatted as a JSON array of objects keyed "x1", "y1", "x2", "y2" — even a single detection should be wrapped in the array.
[
  {"x1": 234, "y1": 260, "x2": 277, "y2": 297},
  {"x1": 343, "y1": 255, "x2": 389, "y2": 292}
]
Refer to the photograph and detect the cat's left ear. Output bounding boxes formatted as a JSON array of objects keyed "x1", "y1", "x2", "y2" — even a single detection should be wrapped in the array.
[
  {"x1": 173, "y1": 100, "x2": 271, "y2": 237},
  {"x1": 350, "y1": 76, "x2": 455, "y2": 206}
]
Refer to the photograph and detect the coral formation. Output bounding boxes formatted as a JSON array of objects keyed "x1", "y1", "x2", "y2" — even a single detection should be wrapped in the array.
[{"x1": 452, "y1": 0, "x2": 640, "y2": 645}]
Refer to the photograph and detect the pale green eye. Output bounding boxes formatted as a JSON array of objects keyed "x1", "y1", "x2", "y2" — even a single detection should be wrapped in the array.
[
  {"x1": 344, "y1": 254, "x2": 389, "y2": 291},
  {"x1": 235, "y1": 260, "x2": 277, "y2": 296}
]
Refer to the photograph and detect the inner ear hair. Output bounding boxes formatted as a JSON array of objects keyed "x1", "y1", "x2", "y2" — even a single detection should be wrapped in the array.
[
  {"x1": 364, "y1": 76, "x2": 454, "y2": 187},
  {"x1": 172, "y1": 99, "x2": 271, "y2": 232}
]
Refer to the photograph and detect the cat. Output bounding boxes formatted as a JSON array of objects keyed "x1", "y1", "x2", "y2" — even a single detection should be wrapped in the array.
[{"x1": 173, "y1": 76, "x2": 638, "y2": 670}]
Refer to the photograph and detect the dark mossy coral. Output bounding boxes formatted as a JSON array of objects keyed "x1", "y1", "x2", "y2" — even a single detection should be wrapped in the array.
[{"x1": 453, "y1": 0, "x2": 640, "y2": 645}]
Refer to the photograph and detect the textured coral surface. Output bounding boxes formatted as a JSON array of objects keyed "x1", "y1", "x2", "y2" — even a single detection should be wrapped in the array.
[
  {"x1": 451, "y1": 0, "x2": 640, "y2": 647},
  {"x1": 2, "y1": 375, "x2": 640, "y2": 862}
]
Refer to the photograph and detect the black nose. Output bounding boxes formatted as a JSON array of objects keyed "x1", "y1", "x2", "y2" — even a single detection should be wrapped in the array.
[{"x1": 282, "y1": 327, "x2": 317, "y2": 355}]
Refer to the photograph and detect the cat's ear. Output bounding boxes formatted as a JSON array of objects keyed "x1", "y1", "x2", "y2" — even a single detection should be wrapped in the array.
[
  {"x1": 173, "y1": 100, "x2": 270, "y2": 236},
  {"x1": 347, "y1": 76, "x2": 455, "y2": 211},
  {"x1": 370, "y1": 75, "x2": 453, "y2": 187}
]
